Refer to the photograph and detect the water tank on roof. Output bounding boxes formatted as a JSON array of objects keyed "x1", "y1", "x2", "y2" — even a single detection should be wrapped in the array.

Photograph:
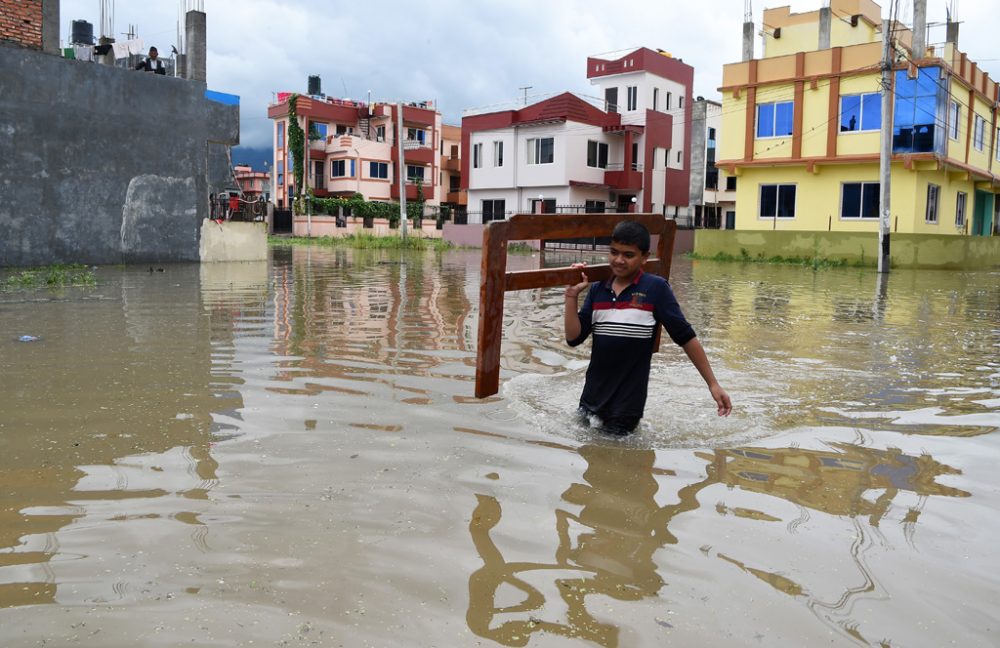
[
  {"x1": 71, "y1": 20, "x2": 94, "y2": 46},
  {"x1": 308, "y1": 75, "x2": 322, "y2": 96}
]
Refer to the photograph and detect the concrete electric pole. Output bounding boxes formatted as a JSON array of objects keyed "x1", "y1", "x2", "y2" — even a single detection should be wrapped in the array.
[
  {"x1": 877, "y1": 18, "x2": 893, "y2": 273},
  {"x1": 397, "y1": 102, "x2": 408, "y2": 240}
]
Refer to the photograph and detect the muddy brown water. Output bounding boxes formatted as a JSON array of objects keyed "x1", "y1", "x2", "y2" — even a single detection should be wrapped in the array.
[{"x1": 1, "y1": 247, "x2": 998, "y2": 647}]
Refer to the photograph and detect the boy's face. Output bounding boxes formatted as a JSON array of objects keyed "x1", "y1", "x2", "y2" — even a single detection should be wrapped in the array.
[{"x1": 608, "y1": 241, "x2": 648, "y2": 281}]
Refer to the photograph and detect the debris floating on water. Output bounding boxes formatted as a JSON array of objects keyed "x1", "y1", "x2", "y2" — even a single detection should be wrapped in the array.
[{"x1": 18, "y1": 335, "x2": 39, "y2": 342}]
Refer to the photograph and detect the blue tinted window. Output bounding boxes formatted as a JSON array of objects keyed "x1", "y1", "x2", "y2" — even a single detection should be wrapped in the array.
[
  {"x1": 841, "y1": 93, "x2": 881, "y2": 131},
  {"x1": 861, "y1": 94, "x2": 881, "y2": 130},
  {"x1": 893, "y1": 67, "x2": 942, "y2": 153},
  {"x1": 774, "y1": 102, "x2": 793, "y2": 136},
  {"x1": 757, "y1": 103, "x2": 775, "y2": 137},
  {"x1": 840, "y1": 95, "x2": 861, "y2": 131}
]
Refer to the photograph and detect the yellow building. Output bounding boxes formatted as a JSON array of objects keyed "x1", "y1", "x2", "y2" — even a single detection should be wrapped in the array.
[{"x1": 718, "y1": 0, "x2": 999, "y2": 239}]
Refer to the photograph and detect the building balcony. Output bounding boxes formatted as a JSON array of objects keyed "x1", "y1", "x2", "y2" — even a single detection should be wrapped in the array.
[
  {"x1": 446, "y1": 191, "x2": 467, "y2": 206},
  {"x1": 442, "y1": 156, "x2": 461, "y2": 172},
  {"x1": 391, "y1": 145, "x2": 435, "y2": 166},
  {"x1": 390, "y1": 182, "x2": 423, "y2": 201},
  {"x1": 604, "y1": 162, "x2": 643, "y2": 190}
]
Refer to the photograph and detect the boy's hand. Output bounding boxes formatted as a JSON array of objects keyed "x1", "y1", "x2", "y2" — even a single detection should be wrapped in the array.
[
  {"x1": 565, "y1": 263, "x2": 590, "y2": 299},
  {"x1": 710, "y1": 383, "x2": 732, "y2": 417}
]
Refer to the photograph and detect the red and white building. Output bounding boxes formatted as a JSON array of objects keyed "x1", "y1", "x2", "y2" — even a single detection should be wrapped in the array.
[
  {"x1": 461, "y1": 47, "x2": 694, "y2": 223},
  {"x1": 267, "y1": 94, "x2": 443, "y2": 210}
]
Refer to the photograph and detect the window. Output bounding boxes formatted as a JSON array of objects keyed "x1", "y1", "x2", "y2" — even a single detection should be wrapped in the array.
[
  {"x1": 708, "y1": 127, "x2": 717, "y2": 142},
  {"x1": 841, "y1": 182, "x2": 880, "y2": 219},
  {"x1": 676, "y1": 150, "x2": 682, "y2": 165},
  {"x1": 277, "y1": 172, "x2": 284, "y2": 187},
  {"x1": 893, "y1": 67, "x2": 941, "y2": 153},
  {"x1": 632, "y1": 142, "x2": 640, "y2": 170},
  {"x1": 311, "y1": 122, "x2": 328, "y2": 140},
  {"x1": 665, "y1": 92, "x2": 672, "y2": 110},
  {"x1": 407, "y1": 127, "x2": 426, "y2": 144},
  {"x1": 330, "y1": 159, "x2": 354, "y2": 178},
  {"x1": 955, "y1": 191, "x2": 967, "y2": 227},
  {"x1": 949, "y1": 101, "x2": 960, "y2": 140},
  {"x1": 449, "y1": 175, "x2": 460, "y2": 192},
  {"x1": 759, "y1": 184, "x2": 796, "y2": 219},
  {"x1": 335, "y1": 124, "x2": 353, "y2": 136},
  {"x1": 369, "y1": 161, "x2": 388, "y2": 179},
  {"x1": 406, "y1": 165, "x2": 425, "y2": 182},
  {"x1": 626, "y1": 85, "x2": 637, "y2": 111},
  {"x1": 925, "y1": 184, "x2": 940, "y2": 223},
  {"x1": 473, "y1": 143, "x2": 482, "y2": 169},
  {"x1": 726, "y1": 176, "x2": 737, "y2": 191},
  {"x1": 664, "y1": 149, "x2": 670, "y2": 166},
  {"x1": 277, "y1": 121, "x2": 285, "y2": 148},
  {"x1": 679, "y1": 96, "x2": 684, "y2": 108},
  {"x1": 757, "y1": 101, "x2": 794, "y2": 137},
  {"x1": 653, "y1": 88, "x2": 659, "y2": 111},
  {"x1": 973, "y1": 115, "x2": 985, "y2": 151},
  {"x1": 376, "y1": 125, "x2": 386, "y2": 142},
  {"x1": 587, "y1": 140, "x2": 609, "y2": 168},
  {"x1": 493, "y1": 140, "x2": 503, "y2": 167},
  {"x1": 840, "y1": 93, "x2": 881, "y2": 132},
  {"x1": 585, "y1": 200, "x2": 606, "y2": 213},
  {"x1": 527, "y1": 137, "x2": 554, "y2": 164},
  {"x1": 605, "y1": 87, "x2": 618, "y2": 113},
  {"x1": 482, "y1": 199, "x2": 505, "y2": 223}
]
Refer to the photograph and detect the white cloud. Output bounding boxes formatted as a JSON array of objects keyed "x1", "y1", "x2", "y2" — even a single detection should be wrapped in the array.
[{"x1": 58, "y1": 0, "x2": 1000, "y2": 150}]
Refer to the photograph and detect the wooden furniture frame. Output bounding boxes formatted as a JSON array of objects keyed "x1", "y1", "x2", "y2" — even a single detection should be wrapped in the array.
[{"x1": 474, "y1": 213, "x2": 677, "y2": 398}]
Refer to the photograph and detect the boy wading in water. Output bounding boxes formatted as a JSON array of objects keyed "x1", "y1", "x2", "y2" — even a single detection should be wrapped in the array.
[{"x1": 564, "y1": 221, "x2": 732, "y2": 435}]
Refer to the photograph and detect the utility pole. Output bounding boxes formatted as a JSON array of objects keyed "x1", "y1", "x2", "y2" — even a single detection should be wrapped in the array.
[
  {"x1": 877, "y1": 18, "x2": 893, "y2": 273},
  {"x1": 397, "y1": 102, "x2": 408, "y2": 240},
  {"x1": 519, "y1": 86, "x2": 532, "y2": 105}
]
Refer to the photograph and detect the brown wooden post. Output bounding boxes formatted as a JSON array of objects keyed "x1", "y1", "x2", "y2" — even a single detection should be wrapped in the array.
[{"x1": 475, "y1": 221, "x2": 510, "y2": 398}]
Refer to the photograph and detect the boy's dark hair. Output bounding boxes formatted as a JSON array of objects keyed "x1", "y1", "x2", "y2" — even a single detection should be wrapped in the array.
[{"x1": 611, "y1": 220, "x2": 650, "y2": 254}]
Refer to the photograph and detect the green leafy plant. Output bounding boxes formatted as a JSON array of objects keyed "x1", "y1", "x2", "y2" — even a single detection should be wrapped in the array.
[
  {"x1": 1, "y1": 264, "x2": 97, "y2": 291},
  {"x1": 287, "y1": 94, "x2": 305, "y2": 210}
]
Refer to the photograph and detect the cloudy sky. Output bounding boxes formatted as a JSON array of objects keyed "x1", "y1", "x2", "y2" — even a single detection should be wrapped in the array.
[{"x1": 60, "y1": 0, "x2": 998, "y2": 156}]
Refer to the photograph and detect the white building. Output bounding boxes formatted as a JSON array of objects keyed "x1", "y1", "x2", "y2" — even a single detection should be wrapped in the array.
[
  {"x1": 690, "y1": 98, "x2": 737, "y2": 229},
  {"x1": 461, "y1": 47, "x2": 695, "y2": 223}
]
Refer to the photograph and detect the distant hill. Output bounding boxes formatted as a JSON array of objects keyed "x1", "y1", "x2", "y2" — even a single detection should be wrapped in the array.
[{"x1": 231, "y1": 146, "x2": 272, "y2": 172}]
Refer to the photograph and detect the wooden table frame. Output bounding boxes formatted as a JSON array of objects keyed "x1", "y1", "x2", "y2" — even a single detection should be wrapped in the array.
[{"x1": 475, "y1": 213, "x2": 677, "y2": 398}]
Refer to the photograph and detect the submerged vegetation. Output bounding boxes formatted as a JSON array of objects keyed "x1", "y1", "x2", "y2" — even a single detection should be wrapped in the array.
[
  {"x1": 269, "y1": 233, "x2": 456, "y2": 251},
  {"x1": 0, "y1": 264, "x2": 97, "y2": 291},
  {"x1": 687, "y1": 248, "x2": 870, "y2": 270}
]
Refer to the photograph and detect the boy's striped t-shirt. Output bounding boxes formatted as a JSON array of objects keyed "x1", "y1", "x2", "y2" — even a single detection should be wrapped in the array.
[{"x1": 568, "y1": 270, "x2": 695, "y2": 420}]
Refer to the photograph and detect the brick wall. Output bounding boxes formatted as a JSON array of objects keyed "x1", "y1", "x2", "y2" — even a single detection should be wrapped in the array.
[{"x1": 1, "y1": 0, "x2": 43, "y2": 50}]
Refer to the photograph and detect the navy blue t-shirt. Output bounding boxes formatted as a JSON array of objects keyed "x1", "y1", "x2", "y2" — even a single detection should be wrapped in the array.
[{"x1": 567, "y1": 270, "x2": 695, "y2": 420}]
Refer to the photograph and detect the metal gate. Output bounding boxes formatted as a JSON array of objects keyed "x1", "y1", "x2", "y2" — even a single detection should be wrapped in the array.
[{"x1": 273, "y1": 209, "x2": 293, "y2": 234}]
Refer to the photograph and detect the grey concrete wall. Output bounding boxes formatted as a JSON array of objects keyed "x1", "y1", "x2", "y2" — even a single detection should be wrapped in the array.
[{"x1": 0, "y1": 44, "x2": 238, "y2": 267}]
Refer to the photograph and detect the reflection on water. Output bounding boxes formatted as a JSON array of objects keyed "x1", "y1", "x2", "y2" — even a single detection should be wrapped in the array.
[
  {"x1": 467, "y1": 438, "x2": 970, "y2": 647},
  {"x1": 1, "y1": 251, "x2": 998, "y2": 646}
]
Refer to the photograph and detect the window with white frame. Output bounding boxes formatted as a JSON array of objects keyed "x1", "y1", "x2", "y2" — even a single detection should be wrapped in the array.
[
  {"x1": 973, "y1": 115, "x2": 985, "y2": 151},
  {"x1": 653, "y1": 88, "x2": 659, "y2": 111},
  {"x1": 473, "y1": 143, "x2": 482, "y2": 169},
  {"x1": 527, "y1": 137, "x2": 554, "y2": 164},
  {"x1": 757, "y1": 101, "x2": 794, "y2": 137},
  {"x1": 493, "y1": 140, "x2": 503, "y2": 167},
  {"x1": 759, "y1": 184, "x2": 797, "y2": 219},
  {"x1": 369, "y1": 161, "x2": 388, "y2": 179},
  {"x1": 587, "y1": 140, "x2": 608, "y2": 168},
  {"x1": 482, "y1": 199, "x2": 505, "y2": 223},
  {"x1": 331, "y1": 159, "x2": 354, "y2": 178},
  {"x1": 955, "y1": 191, "x2": 967, "y2": 227},
  {"x1": 679, "y1": 96, "x2": 684, "y2": 108},
  {"x1": 407, "y1": 127, "x2": 426, "y2": 144},
  {"x1": 841, "y1": 182, "x2": 880, "y2": 218},
  {"x1": 839, "y1": 93, "x2": 881, "y2": 132},
  {"x1": 925, "y1": 184, "x2": 940, "y2": 223},
  {"x1": 376, "y1": 125, "x2": 386, "y2": 142},
  {"x1": 676, "y1": 150, "x2": 682, "y2": 165},
  {"x1": 949, "y1": 101, "x2": 960, "y2": 140},
  {"x1": 626, "y1": 86, "x2": 638, "y2": 111},
  {"x1": 406, "y1": 165, "x2": 425, "y2": 182},
  {"x1": 665, "y1": 92, "x2": 672, "y2": 110}
]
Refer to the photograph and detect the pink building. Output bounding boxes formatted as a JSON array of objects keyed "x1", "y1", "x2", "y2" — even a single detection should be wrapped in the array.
[
  {"x1": 233, "y1": 164, "x2": 270, "y2": 200},
  {"x1": 462, "y1": 47, "x2": 694, "y2": 223},
  {"x1": 267, "y1": 94, "x2": 443, "y2": 210}
]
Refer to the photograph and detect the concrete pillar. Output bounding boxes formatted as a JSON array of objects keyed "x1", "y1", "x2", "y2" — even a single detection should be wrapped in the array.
[
  {"x1": 42, "y1": 0, "x2": 59, "y2": 55},
  {"x1": 818, "y1": 7, "x2": 832, "y2": 49},
  {"x1": 946, "y1": 17, "x2": 959, "y2": 46},
  {"x1": 742, "y1": 21, "x2": 754, "y2": 61},
  {"x1": 912, "y1": 0, "x2": 927, "y2": 57},
  {"x1": 175, "y1": 53, "x2": 187, "y2": 79},
  {"x1": 185, "y1": 10, "x2": 206, "y2": 83}
]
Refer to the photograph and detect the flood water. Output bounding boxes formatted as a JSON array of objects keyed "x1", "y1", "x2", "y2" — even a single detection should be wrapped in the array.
[{"x1": 1, "y1": 246, "x2": 998, "y2": 647}]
